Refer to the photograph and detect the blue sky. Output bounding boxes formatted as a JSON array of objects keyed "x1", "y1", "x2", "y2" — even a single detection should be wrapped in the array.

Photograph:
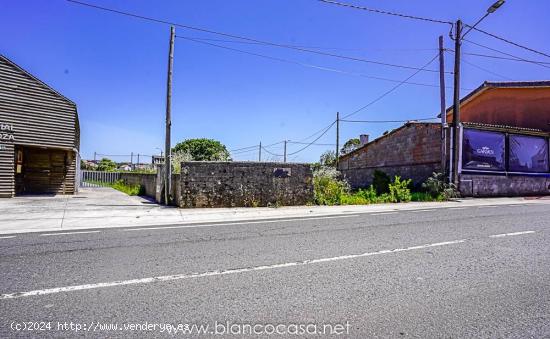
[{"x1": 2, "y1": 0, "x2": 549, "y2": 163}]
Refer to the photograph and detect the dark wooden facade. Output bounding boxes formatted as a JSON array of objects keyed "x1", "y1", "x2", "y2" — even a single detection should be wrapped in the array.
[{"x1": 0, "y1": 55, "x2": 80, "y2": 197}]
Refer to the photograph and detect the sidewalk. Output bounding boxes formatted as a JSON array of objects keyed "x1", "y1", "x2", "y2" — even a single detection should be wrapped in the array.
[{"x1": 0, "y1": 187, "x2": 548, "y2": 235}]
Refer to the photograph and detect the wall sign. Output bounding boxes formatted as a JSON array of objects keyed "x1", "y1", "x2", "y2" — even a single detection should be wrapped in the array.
[
  {"x1": 0, "y1": 123, "x2": 14, "y2": 142},
  {"x1": 273, "y1": 168, "x2": 291, "y2": 178}
]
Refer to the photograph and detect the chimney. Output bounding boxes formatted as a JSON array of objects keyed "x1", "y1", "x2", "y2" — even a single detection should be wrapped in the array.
[{"x1": 359, "y1": 134, "x2": 369, "y2": 146}]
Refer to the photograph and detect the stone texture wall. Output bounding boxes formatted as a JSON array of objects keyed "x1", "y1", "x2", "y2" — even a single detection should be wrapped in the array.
[
  {"x1": 459, "y1": 173, "x2": 550, "y2": 197},
  {"x1": 177, "y1": 162, "x2": 313, "y2": 208},
  {"x1": 338, "y1": 123, "x2": 442, "y2": 189}
]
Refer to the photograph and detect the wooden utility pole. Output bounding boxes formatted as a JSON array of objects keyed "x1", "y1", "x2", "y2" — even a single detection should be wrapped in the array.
[
  {"x1": 283, "y1": 140, "x2": 287, "y2": 163},
  {"x1": 452, "y1": 20, "x2": 462, "y2": 187},
  {"x1": 335, "y1": 112, "x2": 340, "y2": 167},
  {"x1": 258, "y1": 142, "x2": 262, "y2": 162},
  {"x1": 164, "y1": 26, "x2": 175, "y2": 205},
  {"x1": 438, "y1": 36, "x2": 447, "y2": 177}
]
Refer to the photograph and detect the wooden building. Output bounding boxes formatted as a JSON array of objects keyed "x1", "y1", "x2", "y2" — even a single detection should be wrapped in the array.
[{"x1": 0, "y1": 55, "x2": 80, "y2": 197}]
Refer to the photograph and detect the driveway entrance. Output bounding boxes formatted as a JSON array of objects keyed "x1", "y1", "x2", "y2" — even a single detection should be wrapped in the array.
[{"x1": 0, "y1": 187, "x2": 183, "y2": 234}]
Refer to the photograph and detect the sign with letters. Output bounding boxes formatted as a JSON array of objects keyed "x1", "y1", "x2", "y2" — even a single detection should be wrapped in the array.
[{"x1": 0, "y1": 123, "x2": 14, "y2": 142}]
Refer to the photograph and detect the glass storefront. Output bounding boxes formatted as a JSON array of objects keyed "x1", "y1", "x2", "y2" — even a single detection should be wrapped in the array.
[{"x1": 462, "y1": 128, "x2": 549, "y2": 173}]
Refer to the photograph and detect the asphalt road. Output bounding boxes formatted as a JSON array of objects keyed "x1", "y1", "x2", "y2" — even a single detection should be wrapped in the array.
[{"x1": 0, "y1": 202, "x2": 549, "y2": 338}]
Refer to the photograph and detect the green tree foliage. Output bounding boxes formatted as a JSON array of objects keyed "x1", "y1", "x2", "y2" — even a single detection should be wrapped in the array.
[
  {"x1": 319, "y1": 150, "x2": 337, "y2": 168},
  {"x1": 172, "y1": 138, "x2": 231, "y2": 161},
  {"x1": 340, "y1": 138, "x2": 360, "y2": 155},
  {"x1": 97, "y1": 158, "x2": 117, "y2": 172}
]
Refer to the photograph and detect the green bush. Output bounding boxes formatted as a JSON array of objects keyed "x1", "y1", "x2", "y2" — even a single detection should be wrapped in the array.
[
  {"x1": 313, "y1": 167, "x2": 349, "y2": 205},
  {"x1": 372, "y1": 170, "x2": 391, "y2": 195},
  {"x1": 111, "y1": 180, "x2": 145, "y2": 196},
  {"x1": 387, "y1": 176, "x2": 412, "y2": 203},
  {"x1": 422, "y1": 172, "x2": 460, "y2": 200}
]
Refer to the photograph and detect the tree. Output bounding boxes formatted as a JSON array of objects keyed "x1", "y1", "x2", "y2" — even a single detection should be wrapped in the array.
[
  {"x1": 172, "y1": 138, "x2": 231, "y2": 161},
  {"x1": 319, "y1": 150, "x2": 336, "y2": 167},
  {"x1": 97, "y1": 158, "x2": 117, "y2": 172},
  {"x1": 340, "y1": 138, "x2": 360, "y2": 155}
]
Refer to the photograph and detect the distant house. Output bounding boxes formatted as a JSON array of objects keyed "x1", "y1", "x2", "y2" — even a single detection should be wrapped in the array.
[
  {"x1": 0, "y1": 55, "x2": 80, "y2": 197},
  {"x1": 338, "y1": 81, "x2": 550, "y2": 197},
  {"x1": 118, "y1": 164, "x2": 132, "y2": 172}
]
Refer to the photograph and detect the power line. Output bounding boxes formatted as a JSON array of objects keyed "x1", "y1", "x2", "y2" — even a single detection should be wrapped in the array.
[
  {"x1": 287, "y1": 121, "x2": 336, "y2": 156},
  {"x1": 341, "y1": 117, "x2": 437, "y2": 123},
  {"x1": 288, "y1": 141, "x2": 336, "y2": 146},
  {"x1": 261, "y1": 146, "x2": 283, "y2": 157},
  {"x1": 460, "y1": 58, "x2": 513, "y2": 81},
  {"x1": 177, "y1": 35, "x2": 458, "y2": 89},
  {"x1": 175, "y1": 35, "x2": 438, "y2": 53},
  {"x1": 230, "y1": 145, "x2": 258, "y2": 152},
  {"x1": 462, "y1": 51, "x2": 550, "y2": 66},
  {"x1": 67, "y1": 0, "x2": 446, "y2": 74},
  {"x1": 342, "y1": 54, "x2": 439, "y2": 119},
  {"x1": 462, "y1": 39, "x2": 550, "y2": 69},
  {"x1": 316, "y1": 0, "x2": 453, "y2": 25},
  {"x1": 466, "y1": 25, "x2": 550, "y2": 60}
]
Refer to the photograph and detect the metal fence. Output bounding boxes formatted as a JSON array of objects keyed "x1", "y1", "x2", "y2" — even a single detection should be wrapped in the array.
[{"x1": 80, "y1": 171, "x2": 121, "y2": 188}]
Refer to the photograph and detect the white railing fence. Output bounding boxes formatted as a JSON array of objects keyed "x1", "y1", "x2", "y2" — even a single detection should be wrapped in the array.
[{"x1": 80, "y1": 171, "x2": 121, "y2": 188}]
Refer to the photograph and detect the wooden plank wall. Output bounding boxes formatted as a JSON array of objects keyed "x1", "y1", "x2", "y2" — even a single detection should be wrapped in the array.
[{"x1": 0, "y1": 55, "x2": 79, "y2": 196}]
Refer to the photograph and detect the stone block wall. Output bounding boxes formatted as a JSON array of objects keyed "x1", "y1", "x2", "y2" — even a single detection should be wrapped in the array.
[
  {"x1": 459, "y1": 173, "x2": 550, "y2": 197},
  {"x1": 177, "y1": 162, "x2": 314, "y2": 208},
  {"x1": 338, "y1": 123, "x2": 442, "y2": 188}
]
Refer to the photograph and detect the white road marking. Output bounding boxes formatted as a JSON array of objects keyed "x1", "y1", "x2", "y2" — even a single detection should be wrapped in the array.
[
  {"x1": 0, "y1": 236, "x2": 16, "y2": 239},
  {"x1": 0, "y1": 239, "x2": 466, "y2": 300},
  {"x1": 371, "y1": 212, "x2": 398, "y2": 216},
  {"x1": 448, "y1": 207, "x2": 466, "y2": 210},
  {"x1": 40, "y1": 231, "x2": 102, "y2": 237},
  {"x1": 121, "y1": 214, "x2": 362, "y2": 232},
  {"x1": 489, "y1": 231, "x2": 535, "y2": 238}
]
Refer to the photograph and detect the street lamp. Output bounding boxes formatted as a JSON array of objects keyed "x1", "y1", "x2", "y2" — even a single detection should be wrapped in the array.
[
  {"x1": 462, "y1": 0, "x2": 506, "y2": 39},
  {"x1": 487, "y1": 0, "x2": 505, "y2": 14},
  {"x1": 450, "y1": 0, "x2": 505, "y2": 186}
]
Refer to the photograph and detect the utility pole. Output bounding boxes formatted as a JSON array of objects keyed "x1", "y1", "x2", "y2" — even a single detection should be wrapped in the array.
[
  {"x1": 93, "y1": 152, "x2": 96, "y2": 162},
  {"x1": 130, "y1": 152, "x2": 133, "y2": 165},
  {"x1": 452, "y1": 20, "x2": 462, "y2": 187},
  {"x1": 164, "y1": 26, "x2": 175, "y2": 205},
  {"x1": 438, "y1": 36, "x2": 447, "y2": 177},
  {"x1": 336, "y1": 112, "x2": 340, "y2": 168},
  {"x1": 137, "y1": 154, "x2": 140, "y2": 167},
  {"x1": 283, "y1": 140, "x2": 287, "y2": 163},
  {"x1": 258, "y1": 142, "x2": 262, "y2": 162}
]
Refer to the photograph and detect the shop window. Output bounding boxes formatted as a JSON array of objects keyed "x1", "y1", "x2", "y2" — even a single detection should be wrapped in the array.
[
  {"x1": 509, "y1": 135, "x2": 549, "y2": 173},
  {"x1": 462, "y1": 129, "x2": 505, "y2": 171}
]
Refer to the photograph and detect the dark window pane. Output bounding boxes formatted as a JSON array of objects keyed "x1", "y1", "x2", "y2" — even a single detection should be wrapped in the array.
[
  {"x1": 462, "y1": 129, "x2": 505, "y2": 171},
  {"x1": 509, "y1": 135, "x2": 549, "y2": 173}
]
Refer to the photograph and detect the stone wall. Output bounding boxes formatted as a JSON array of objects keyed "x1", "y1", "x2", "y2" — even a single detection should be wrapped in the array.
[
  {"x1": 459, "y1": 173, "x2": 550, "y2": 197},
  {"x1": 338, "y1": 123, "x2": 442, "y2": 189},
  {"x1": 177, "y1": 162, "x2": 313, "y2": 208}
]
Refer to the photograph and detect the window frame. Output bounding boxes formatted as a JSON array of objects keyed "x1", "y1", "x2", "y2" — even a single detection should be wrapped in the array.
[
  {"x1": 507, "y1": 133, "x2": 550, "y2": 173},
  {"x1": 461, "y1": 127, "x2": 550, "y2": 175},
  {"x1": 461, "y1": 128, "x2": 506, "y2": 172}
]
